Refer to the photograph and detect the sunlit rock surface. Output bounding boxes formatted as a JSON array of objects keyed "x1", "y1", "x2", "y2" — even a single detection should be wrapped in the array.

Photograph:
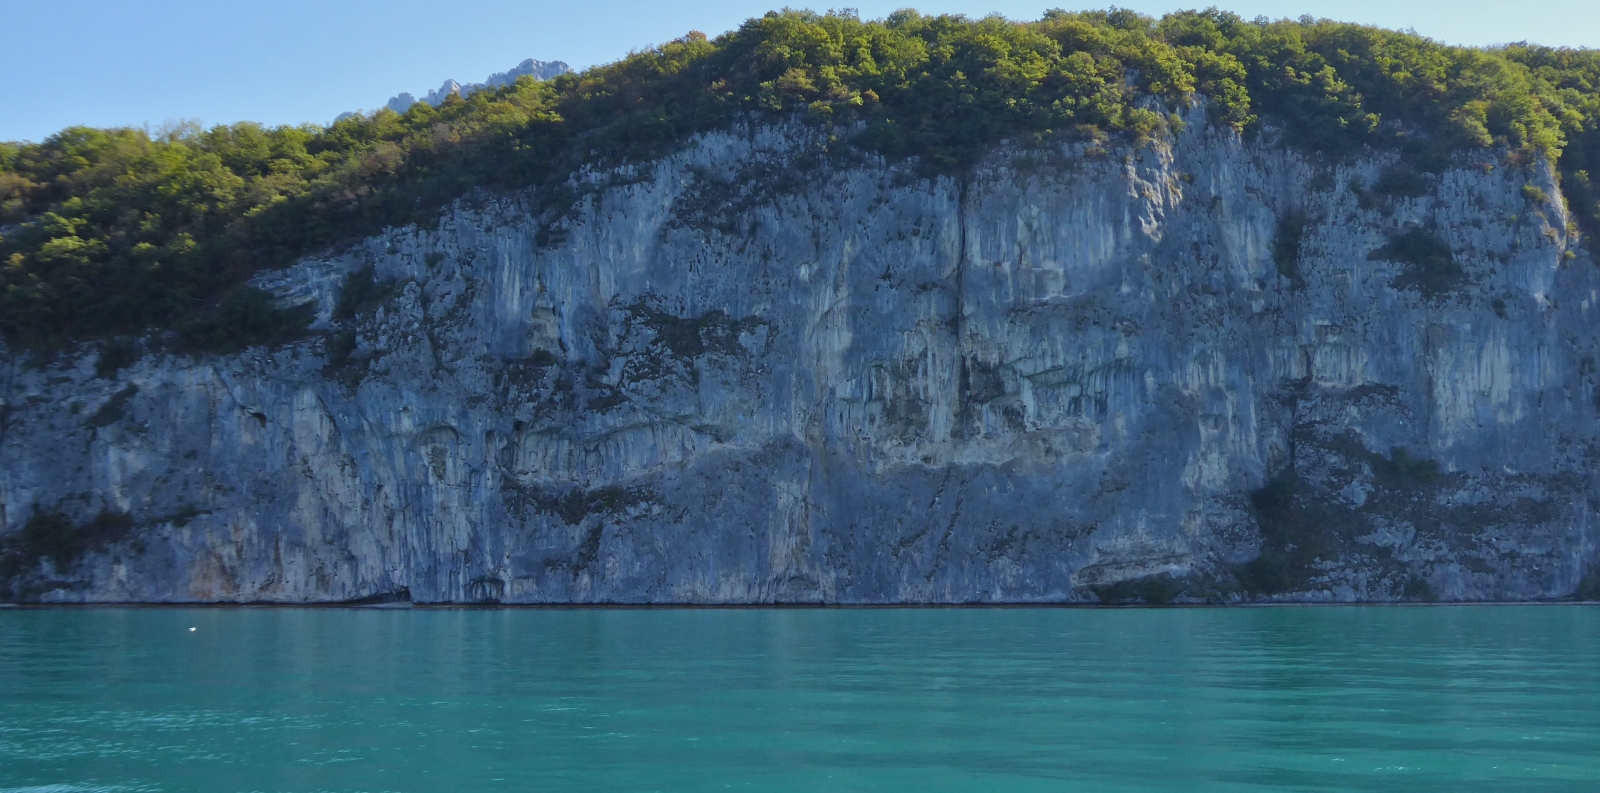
[{"x1": 4, "y1": 108, "x2": 1597, "y2": 603}]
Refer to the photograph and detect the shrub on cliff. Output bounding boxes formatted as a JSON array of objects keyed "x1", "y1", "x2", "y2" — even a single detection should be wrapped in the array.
[{"x1": 2, "y1": 8, "x2": 1597, "y2": 351}]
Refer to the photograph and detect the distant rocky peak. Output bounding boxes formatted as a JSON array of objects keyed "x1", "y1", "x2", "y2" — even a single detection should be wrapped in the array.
[
  {"x1": 485, "y1": 59, "x2": 571, "y2": 89},
  {"x1": 383, "y1": 59, "x2": 571, "y2": 115}
]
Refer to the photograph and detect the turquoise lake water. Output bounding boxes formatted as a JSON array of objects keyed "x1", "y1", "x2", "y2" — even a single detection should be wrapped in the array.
[{"x1": 0, "y1": 606, "x2": 1597, "y2": 792}]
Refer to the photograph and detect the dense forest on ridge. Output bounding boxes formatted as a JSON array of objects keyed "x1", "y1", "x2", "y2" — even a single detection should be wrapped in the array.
[{"x1": 3, "y1": 7, "x2": 1600, "y2": 352}]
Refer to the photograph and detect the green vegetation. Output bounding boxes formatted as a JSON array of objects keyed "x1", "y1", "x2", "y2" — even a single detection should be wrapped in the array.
[
  {"x1": 94, "y1": 336, "x2": 139, "y2": 377},
  {"x1": 1374, "y1": 445, "x2": 1442, "y2": 486},
  {"x1": 1504, "y1": 46, "x2": 1600, "y2": 241},
  {"x1": 1372, "y1": 165, "x2": 1429, "y2": 199},
  {"x1": 1577, "y1": 569, "x2": 1600, "y2": 601},
  {"x1": 1089, "y1": 573, "x2": 1185, "y2": 605},
  {"x1": 88, "y1": 384, "x2": 138, "y2": 427},
  {"x1": 6, "y1": 508, "x2": 134, "y2": 572},
  {"x1": 4, "y1": 8, "x2": 1600, "y2": 351},
  {"x1": 1370, "y1": 228, "x2": 1465, "y2": 298},
  {"x1": 1403, "y1": 574, "x2": 1439, "y2": 602},
  {"x1": 1236, "y1": 475, "x2": 1316, "y2": 596},
  {"x1": 1272, "y1": 211, "x2": 1307, "y2": 283},
  {"x1": 333, "y1": 265, "x2": 397, "y2": 321}
]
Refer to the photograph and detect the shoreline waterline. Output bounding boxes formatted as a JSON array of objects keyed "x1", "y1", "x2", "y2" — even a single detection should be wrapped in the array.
[{"x1": 2, "y1": 599, "x2": 1597, "y2": 610}]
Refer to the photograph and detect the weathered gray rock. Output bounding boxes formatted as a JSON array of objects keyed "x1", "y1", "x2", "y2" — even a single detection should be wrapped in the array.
[
  {"x1": 482, "y1": 59, "x2": 571, "y2": 89},
  {"x1": 3, "y1": 107, "x2": 1597, "y2": 604},
  {"x1": 381, "y1": 92, "x2": 419, "y2": 115},
  {"x1": 383, "y1": 59, "x2": 571, "y2": 114}
]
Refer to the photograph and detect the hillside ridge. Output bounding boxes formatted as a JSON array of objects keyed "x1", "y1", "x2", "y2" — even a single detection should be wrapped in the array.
[{"x1": 3, "y1": 8, "x2": 1598, "y2": 354}]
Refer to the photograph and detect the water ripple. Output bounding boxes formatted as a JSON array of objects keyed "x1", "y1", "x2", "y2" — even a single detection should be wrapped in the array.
[{"x1": 1, "y1": 606, "x2": 1596, "y2": 792}]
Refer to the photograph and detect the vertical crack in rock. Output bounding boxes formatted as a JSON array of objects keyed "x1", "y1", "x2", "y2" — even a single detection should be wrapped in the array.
[{"x1": 953, "y1": 172, "x2": 974, "y2": 436}]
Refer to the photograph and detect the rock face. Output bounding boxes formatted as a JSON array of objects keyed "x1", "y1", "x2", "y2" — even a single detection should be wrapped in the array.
[
  {"x1": 383, "y1": 59, "x2": 572, "y2": 114},
  {"x1": 3, "y1": 108, "x2": 1598, "y2": 604}
]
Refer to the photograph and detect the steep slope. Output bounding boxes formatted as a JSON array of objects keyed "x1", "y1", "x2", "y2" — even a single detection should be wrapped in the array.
[
  {"x1": 3, "y1": 108, "x2": 1595, "y2": 604},
  {"x1": 8, "y1": 9, "x2": 1597, "y2": 356}
]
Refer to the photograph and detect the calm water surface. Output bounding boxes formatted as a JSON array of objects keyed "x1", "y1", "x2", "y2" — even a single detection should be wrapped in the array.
[{"x1": 0, "y1": 606, "x2": 1596, "y2": 792}]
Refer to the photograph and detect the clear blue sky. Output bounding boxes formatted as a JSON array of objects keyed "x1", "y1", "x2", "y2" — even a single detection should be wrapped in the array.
[{"x1": 4, "y1": 0, "x2": 1598, "y2": 143}]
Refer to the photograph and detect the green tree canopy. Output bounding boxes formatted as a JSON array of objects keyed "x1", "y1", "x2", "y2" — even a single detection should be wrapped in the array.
[{"x1": 3, "y1": 8, "x2": 1597, "y2": 351}]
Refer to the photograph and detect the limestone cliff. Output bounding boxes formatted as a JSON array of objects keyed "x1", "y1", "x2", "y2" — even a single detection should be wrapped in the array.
[{"x1": 3, "y1": 109, "x2": 1597, "y2": 603}]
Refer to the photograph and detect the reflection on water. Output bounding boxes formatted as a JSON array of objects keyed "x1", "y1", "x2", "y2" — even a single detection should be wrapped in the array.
[{"x1": 1, "y1": 606, "x2": 1597, "y2": 792}]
